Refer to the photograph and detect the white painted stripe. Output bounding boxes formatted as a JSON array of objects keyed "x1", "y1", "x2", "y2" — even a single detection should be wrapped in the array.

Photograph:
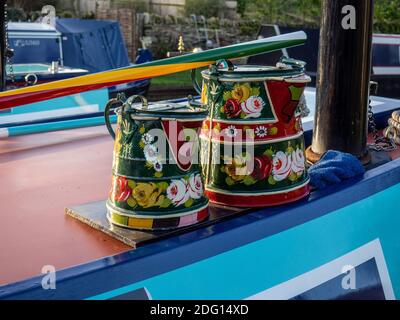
[
  {"x1": 373, "y1": 36, "x2": 400, "y2": 45},
  {"x1": 247, "y1": 239, "x2": 395, "y2": 300},
  {"x1": 370, "y1": 100, "x2": 385, "y2": 107},
  {"x1": 200, "y1": 131, "x2": 305, "y2": 145},
  {"x1": 374, "y1": 34, "x2": 400, "y2": 39},
  {"x1": 9, "y1": 34, "x2": 61, "y2": 39},
  {"x1": 373, "y1": 67, "x2": 400, "y2": 75},
  {"x1": 0, "y1": 104, "x2": 100, "y2": 125},
  {"x1": 0, "y1": 128, "x2": 9, "y2": 138}
]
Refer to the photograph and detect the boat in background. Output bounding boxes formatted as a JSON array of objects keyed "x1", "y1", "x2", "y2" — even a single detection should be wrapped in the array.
[{"x1": 0, "y1": 19, "x2": 152, "y2": 127}]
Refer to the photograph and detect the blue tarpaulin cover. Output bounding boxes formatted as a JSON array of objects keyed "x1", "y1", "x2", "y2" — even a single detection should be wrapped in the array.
[{"x1": 56, "y1": 18, "x2": 130, "y2": 73}]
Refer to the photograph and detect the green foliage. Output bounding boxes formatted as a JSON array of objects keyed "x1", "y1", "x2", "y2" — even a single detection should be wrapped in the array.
[
  {"x1": 185, "y1": 0, "x2": 225, "y2": 18},
  {"x1": 374, "y1": 0, "x2": 400, "y2": 33},
  {"x1": 236, "y1": 0, "x2": 400, "y2": 33},
  {"x1": 239, "y1": 0, "x2": 321, "y2": 27},
  {"x1": 6, "y1": 7, "x2": 27, "y2": 21},
  {"x1": 237, "y1": 0, "x2": 247, "y2": 16},
  {"x1": 8, "y1": 0, "x2": 58, "y2": 12},
  {"x1": 59, "y1": 10, "x2": 73, "y2": 19}
]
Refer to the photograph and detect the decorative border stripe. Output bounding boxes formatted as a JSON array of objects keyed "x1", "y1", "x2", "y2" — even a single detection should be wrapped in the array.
[
  {"x1": 106, "y1": 200, "x2": 209, "y2": 219},
  {"x1": 200, "y1": 118, "x2": 303, "y2": 143},
  {"x1": 108, "y1": 207, "x2": 209, "y2": 230},
  {"x1": 206, "y1": 183, "x2": 310, "y2": 207},
  {"x1": 200, "y1": 131, "x2": 305, "y2": 145},
  {"x1": 206, "y1": 178, "x2": 310, "y2": 196}
]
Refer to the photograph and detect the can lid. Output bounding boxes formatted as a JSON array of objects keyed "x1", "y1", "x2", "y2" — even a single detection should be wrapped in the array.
[
  {"x1": 127, "y1": 100, "x2": 208, "y2": 120},
  {"x1": 201, "y1": 58, "x2": 307, "y2": 81}
]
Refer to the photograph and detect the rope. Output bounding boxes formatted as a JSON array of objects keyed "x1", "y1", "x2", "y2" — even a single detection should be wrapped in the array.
[{"x1": 383, "y1": 111, "x2": 400, "y2": 146}]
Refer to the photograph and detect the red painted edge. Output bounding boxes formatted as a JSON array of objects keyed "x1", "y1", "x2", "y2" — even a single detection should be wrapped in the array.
[
  {"x1": 0, "y1": 78, "x2": 147, "y2": 110},
  {"x1": 205, "y1": 184, "x2": 310, "y2": 207}
]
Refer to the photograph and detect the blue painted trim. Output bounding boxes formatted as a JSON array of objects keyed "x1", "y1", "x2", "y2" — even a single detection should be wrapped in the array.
[
  {"x1": 0, "y1": 96, "x2": 195, "y2": 129},
  {"x1": 1, "y1": 155, "x2": 400, "y2": 299},
  {"x1": 2, "y1": 115, "x2": 117, "y2": 137},
  {"x1": 0, "y1": 111, "x2": 106, "y2": 128}
]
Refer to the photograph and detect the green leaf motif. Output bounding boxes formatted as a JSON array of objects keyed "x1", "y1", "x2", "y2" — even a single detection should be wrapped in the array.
[
  {"x1": 226, "y1": 177, "x2": 235, "y2": 186},
  {"x1": 268, "y1": 176, "x2": 277, "y2": 185},
  {"x1": 243, "y1": 175, "x2": 257, "y2": 186},
  {"x1": 289, "y1": 86, "x2": 304, "y2": 101},
  {"x1": 263, "y1": 149, "x2": 274, "y2": 158},
  {"x1": 127, "y1": 197, "x2": 137, "y2": 208},
  {"x1": 223, "y1": 91, "x2": 232, "y2": 101},
  {"x1": 154, "y1": 172, "x2": 163, "y2": 178},
  {"x1": 145, "y1": 161, "x2": 153, "y2": 169},
  {"x1": 128, "y1": 180, "x2": 136, "y2": 189},
  {"x1": 184, "y1": 198, "x2": 194, "y2": 208},
  {"x1": 250, "y1": 87, "x2": 260, "y2": 97},
  {"x1": 288, "y1": 173, "x2": 298, "y2": 182},
  {"x1": 157, "y1": 181, "x2": 169, "y2": 191},
  {"x1": 160, "y1": 197, "x2": 172, "y2": 208}
]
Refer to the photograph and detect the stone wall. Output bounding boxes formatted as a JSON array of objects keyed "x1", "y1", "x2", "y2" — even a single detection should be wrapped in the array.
[
  {"x1": 74, "y1": 0, "x2": 238, "y2": 18},
  {"x1": 142, "y1": 15, "x2": 259, "y2": 59},
  {"x1": 150, "y1": 0, "x2": 185, "y2": 16}
]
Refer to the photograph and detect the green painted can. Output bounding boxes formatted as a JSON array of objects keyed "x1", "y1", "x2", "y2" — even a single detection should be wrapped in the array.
[
  {"x1": 197, "y1": 58, "x2": 312, "y2": 207},
  {"x1": 104, "y1": 95, "x2": 209, "y2": 230}
]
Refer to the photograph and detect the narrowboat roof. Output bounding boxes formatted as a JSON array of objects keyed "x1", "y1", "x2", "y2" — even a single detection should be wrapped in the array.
[
  {"x1": 0, "y1": 91, "x2": 399, "y2": 291},
  {"x1": 8, "y1": 22, "x2": 61, "y2": 35}
]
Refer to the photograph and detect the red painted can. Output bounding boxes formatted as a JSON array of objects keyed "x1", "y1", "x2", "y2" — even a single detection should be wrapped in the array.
[{"x1": 198, "y1": 58, "x2": 311, "y2": 207}]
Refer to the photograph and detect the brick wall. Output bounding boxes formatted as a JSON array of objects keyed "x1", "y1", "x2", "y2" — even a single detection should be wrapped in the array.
[{"x1": 96, "y1": 8, "x2": 141, "y2": 61}]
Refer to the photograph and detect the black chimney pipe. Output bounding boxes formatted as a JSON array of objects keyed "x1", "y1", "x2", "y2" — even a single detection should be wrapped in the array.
[{"x1": 306, "y1": 0, "x2": 374, "y2": 164}]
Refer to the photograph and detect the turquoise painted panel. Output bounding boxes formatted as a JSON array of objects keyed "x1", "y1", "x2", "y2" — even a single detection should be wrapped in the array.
[
  {"x1": 89, "y1": 182, "x2": 400, "y2": 300},
  {"x1": 11, "y1": 64, "x2": 50, "y2": 73},
  {"x1": 4, "y1": 88, "x2": 109, "y2": 115}
]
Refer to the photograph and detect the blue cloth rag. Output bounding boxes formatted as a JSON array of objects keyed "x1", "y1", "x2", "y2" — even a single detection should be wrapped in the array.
[{"x1": 308, "y1": 150, "x2": 365, "y2": 190}]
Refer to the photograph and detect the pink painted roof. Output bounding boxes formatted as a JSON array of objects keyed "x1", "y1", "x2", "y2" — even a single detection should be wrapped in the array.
[{"x1": 0, "y1": 126, "x2": 129, "y2": 285}]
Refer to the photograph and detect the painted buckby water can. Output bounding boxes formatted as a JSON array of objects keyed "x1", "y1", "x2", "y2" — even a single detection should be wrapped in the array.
[
  {"x1": 197, "y1": 58, "x2": 311, "y2": 207},
  {"x1": 104, "y1": 95, "x2": 209, "y2": 230}
]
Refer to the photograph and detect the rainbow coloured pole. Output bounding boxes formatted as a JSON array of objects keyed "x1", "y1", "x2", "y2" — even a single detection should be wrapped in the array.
[{"x1": 0, "y1": 31, "x2": 306, "y2": 110}]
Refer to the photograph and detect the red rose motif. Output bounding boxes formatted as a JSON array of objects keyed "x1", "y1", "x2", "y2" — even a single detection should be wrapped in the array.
[
  {"x1": 251, "y1": 155, "x2": 272, "y2": 181},
  {"x1": 224, "y1": 99, "x2": 241, "y2": 118},
  {"x1": 113, "y1": 176, "x2": 132, "y2": 202}
]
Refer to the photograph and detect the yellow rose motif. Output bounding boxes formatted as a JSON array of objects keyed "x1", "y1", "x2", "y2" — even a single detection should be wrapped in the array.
[
  {"x1": 231, "y1": 83, "x2": 251, "y2": 103},
  {"x1": 201, "y1": 83, "x2": 208, "y2": 104},
  {"x1": 224, "y1": 163, "x2": 245, "y2": 182},
  {"x1": 223, "y1": 154, "x2": 250, "y2": 182},
  {"x1": 132, "y1": 183, "x2": 164, "y2": 208}
]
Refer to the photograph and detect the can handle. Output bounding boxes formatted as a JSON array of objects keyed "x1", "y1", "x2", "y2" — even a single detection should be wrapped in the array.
[
  {"x1": 191, "y1": 59, "x2": 234, "y2": 95},
  {"x1": 187, "y1": 95, "x2": 208, "y2": 111},
  {"x1": 191, "y1": 68, "x2": 202, "y2": 95},
  {"x1": 279, "y1": 56, "x2": 306, "y2": 70},
  {"x1": 104, "y1": 98, "x2": 121, "y2": 140},
  {"x1": 125, "y1": 94, "x2": 149, "y2": 111}
]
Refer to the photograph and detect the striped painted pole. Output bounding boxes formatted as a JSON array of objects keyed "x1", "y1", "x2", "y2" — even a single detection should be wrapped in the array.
[
  {"x1": 0, "y1": 32, "x2": 307, "y2": 110},
  {"x1": 0, "y1": 114, "x2": 117, "y2": 138}
]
